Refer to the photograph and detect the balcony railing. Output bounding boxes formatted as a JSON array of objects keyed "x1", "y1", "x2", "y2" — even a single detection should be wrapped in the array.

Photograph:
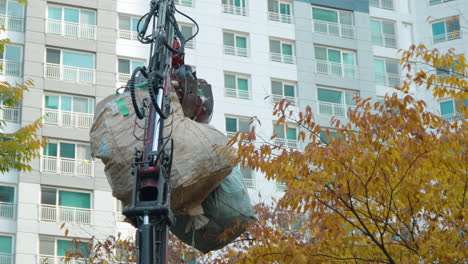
[
  {"x1": 0, "y1": 14, "x2": 24, "y2": 32},
  {"x1": 118, "y1": 30, "x2": 138, "y2": 40},
  {"x1": 244, "y1": 178, "x2": 255, "y2": 189},
  {"x1": 433, "y1": 31, "x2": 461, "y2": 43},
  {"x1": 271, "y1": 94, "x2": 297, "y2": 106},
  {"x1": 118, "y1": 73, "x2": 131, "y2": 83},
  {"x1": 428, "y1": 0, "x2": 454, "y2": 5},
  {"x1": 375, "y1": 72, "x2": 400, "y2": 87},
  {"x1": 224, "y1": 45, "x2": 248, "y2": 57},
  {"x1": 315, "y1": 60, "x2": 357, "y2": 79},
  {"x1": 46, "y1": 19, "x2": 96, "y2": 40},
  {"x1": 40, "y1": 205, "x2": 92, "y2": 225},
  {"x1": 45, "y1": 64, "x2": 95, "y2": 84},
  {"x1": 370, "y1": 0, "x2": 394, "y2": 9},
  {"x1": 175, "y1": 0, "x2": 193, "y2": 7},
  {"x1": 0, "y1": 253, "x2": 12, "y2": 264},
  {"x1": 44, "y1": 109, "x2": 93, "y2": 129},
  {"x1": 41, "y1": 156, "x2": 94, "y2": 177},
  {"x1": 0, "y1": 59, "x2": 22, "y2": 76},
  {"x1": 185, "y1": 39, "x2": 195, "y2": 49},
  {"x1": 39, "y1": 255, "x2": 87, "y2": 264},
  {"x1": 270, "y1": 52, "x2": 295, "y2": 64},
  {"x1": 268, "y1": 12, "x2": 293, "y2": 24},
  {"x1": 0, "y1": 106, "x2": 20, "y2": 123},
  {"x1": 371, "y1": 33, "x2": 397, "y2": 48},
  {"x1": 224, "y1": 88, "x2": 251, "y2": 100},
  {"x1": 222, "y1": 4, "x2": 248, "y2": 16},
  {"x1": 441, "y1": 112, "x2": 465, "y2": 122},
  {"x1": 318, "y1": 101, "x2": 355, "y2": 118},
  {"x1": 276, "y1": 182, "x2": 287, "y2": 191},
  {"x1": 0, "y1": 202, "x2": 14, "y2": 218},
  {"x1": 274, "y1": 138, "x2": 298, "y2": 149},
  {"x1": 313, "y1": 20, "x2": 355, "y2": 39}
]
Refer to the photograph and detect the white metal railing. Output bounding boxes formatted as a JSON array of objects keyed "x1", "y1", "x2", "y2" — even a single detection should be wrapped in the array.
[
  {"x1": 375, "y1": 72, "x2": 400, "y2": 87},
  {"x1": 0, "y1": 253, "x2": 12, "y2": 264},
  {"x1": 315, "y1": 60, "x2": 357, "y2": 79},
  {"x1": 268, "y1": 12, "x2": 293, "y2": 24},
  {"x1": 224, "y1": 88, "x2": 251, "y2": 100},
  {"x1": 274, "y1": 138, "x2": 298, "y2": 149},
  {"x1": 0, "y1": 202, "x2": 14, "y2": 218},
  {"x1": 118, "y1": 30, "x2": 138, "y2": 40},
  {"x1": 185, "y1": 39, "x2": 195, "y2": 49},
  {"x1": 441, "y1": 112, "x2": 465, "y2": 122},
  {"x1": 46, "y1": 19, "x2": 96, "y2": 40},
  {"x1": 222, "y1": 4, "x2": 248, "y2": 16},
  {"x1": 175, "y1": 0, "x2": 193, "y2": 7},
  {"x1": 39, "y1": 255, "x2": 87, "y2": 264},
  {"x1": 370, "y1": 0, "x2": 394, "y2": 9},
  {"x1": 118, "y1": 73, "x2": 131, "y2": 83},
  {"x1": 313, "y1": 20, "x2": 355, "y2": 39},
  {"x1": 41, "y1": 156, "x2": 94, "y2": 177},
  {"x1": 44, "y1": 109, "x2": 93, "y2": 129},
  {"x1": 433, "y1": 31, "x2": 461, "y2": 43},
  {"x1": 0, "y1": 59, "x2": 22, "y2": 76},
  {"x1": 45, "y1": 64, "x2": 95, "y2": 84},
  {"x1": 0, "y1": 14, "x2": 24, "y2": 32},
  {"x1": 428, "y1": 0, "x2": 454, "y2": 5},
  {"x1": 371, "y1": 33, "x2": 397, "y2": 48},
  {"x1": 318, "y1": 101, "x2": 355, "y2": 118},
  {"x1": 270, "y1": 52, "x2": 295, "y2": 64},
  {"x1": 244, "y1": 178, "x2": 255, "y2": 188},
  {"x1": 0, "y1": 107, "x2": 20, "y2": 123},
  {"x1": 276, "y1": 182, "x2": 287, "y2": 191},
  {"x1": 227, "y1": 131, "x2": 236, "y2": 139},
  {"x1": 224, "y1": 45, "x2": 248, "y2": 57},
  {"x1": 40, "y1": 205, "x2": 92, "y2": 225},
  {"x1": 271, "y1": 94, "x2": 297, "y2": 106}
]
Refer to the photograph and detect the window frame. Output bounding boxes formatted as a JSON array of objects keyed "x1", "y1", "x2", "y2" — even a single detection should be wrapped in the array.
[
  {"x1": 0, "y1": 234, "x2": 14, "y2": 257},
  {"x1": 0, "y1": 0, "x2": 25, "y2": 18},
  {"x1": 428, "y1": 0, "x2": 454, "y2": 5},
  {"x1": 271, "y1": 79, "x2": 297, "y2": 105},
  {"x1": 224, "y1": 72, "x2": 251, "y2": 99},
  {"x1": 0, "y1": 185, "x2": 15, "y2": 218},
  {"x1": 431, "y1": 16, "x2": 461, "y2": 43},
  {"x1": 269, "y1": 38, "x2": 295, "y2": 63},
  {"x1": 225, "y1": 115, "x2": 251, "y2": 136},
  {"x1": 46, "y1": 4, "x2": 97, "y2": 26},
  {"x1": 373, "y1": 57, "x2": 400, "y2": 86},
  {"x1": 311, "y1": 6, "x2": 354, "y2": 26},
  {"x1": 117, "y1": 57, "x2": 146, "y2": 75},
  {"x1": 369, "y1": 0, "x2": 394, "y2": 10},
  {"x1": 40, "y1": 187, "x2": 93, "y2": 209},
  {"x1": 42, "y1": 139, "x2": 93, "y2": 161},
  {"x1": 370, "y1": 18, "x2": 397, "y2": 48},
  {"x1": 316, "y1": 86, "x2": 358, "y2": 118},
  {"x1": 43, "y1": 93, "x2": 95, "y2": 114},
  {"x1": 178, "y1": 23, "x2": 196, "y2": 49},
  {"x1": 39, "y1": 235, "x2": 90, "y2": 259},
  {"x1": 314, "y1": 46, "x2": 356, "y2": 65},
  {"x1": 223, "y1": 31, "x2": 249, "y2": 57},
  {"x1": 45, "y1": 48, "x2": 96, "y2": 69}
]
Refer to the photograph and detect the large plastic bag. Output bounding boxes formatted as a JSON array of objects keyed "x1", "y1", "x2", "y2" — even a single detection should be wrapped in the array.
[{"x1": 170, "y1": 166, "x2": 255, "y2": 253}]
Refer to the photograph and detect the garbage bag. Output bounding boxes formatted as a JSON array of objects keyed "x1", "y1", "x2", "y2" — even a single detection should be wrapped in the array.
[{"x1": 170, "y1": 166, "x2": 255, "y2": 253}]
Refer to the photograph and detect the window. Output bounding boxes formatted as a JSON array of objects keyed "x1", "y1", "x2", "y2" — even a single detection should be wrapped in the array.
[
  {"x1": 317, "y1": 87, "x2": 357, "y2": 118},
  {"x1": 268, "y1": 0, "x2": 292, "y2": 24},
  {"x1": 319, "y1": 129, "x2": 340, "y2": 144},
  {"x1": 41, "y1": 140, "x2": 94, "y2": 176},
  {"x1": 239, "y1": 165, "x2": 255, "y2": 188},
  {"x1": 436, "y1": 59, "x2": 463, "y2": 77},
  {"x1": 46, "y1": 5, "x2": 96, "y2": 40},
  {"x1": 174, "y1": 0, "x2": 194, "y2": 7},
  {"x1": 370, "y1": 0, "x2": 394, "y2": 10},
  {"x1": 271, "y1": 80, "x2": 297, "y2": 105},
  {"x1": 312, "y1": 7, "x2": 354, "y2": 38},
  {"x1": 0, "y1": 44, "x2": 22, "y2": 76},
  {"x1": 0, "y1": 98, "x2": 20, "y2": 123},
  {"x1": 39, "y1": 236, "x2": 90, "y2": 263},
  {"x1": 270, "y1": 39, "x2": 295, "y2": 64},
  {"x1": 45, "y1": 48, "x2": 95, "y2": 84},
  {"x1": 374, "y1": 58, "x2": 400, "y2": 87},
  {"x1": 315, "y1": 46, "x2": 356, "y2": 79},
  {"x1": 273, "y1": 123, "x2": 298, "y2": 148},
  {"x1": 0, "y1": 0, "x2": 24, "y2": 31},
  {"x1": 44, "y1": 94, "x2": 94, "y2": 129},
  {"x1": 0, "y1": 235, "x2": 13, "y2": 264},
  {"x1": 429, "y1": 0, "x2": 454, "y2": 5},
  {"x1": 440, "y1": 99, "x2": 466, "y2": 122},
  {"x1": 118, "y1": 58, "x2": 145, "y2": 82},
  {"x1": 0, "y1": 186, "x2": 14, "y2": 218},
  {"x1": 432, "y1": 16, "x2": 460, "y2": 43},
  {"x1": 223, "y1": 32, "x2": 248, "y2": 57},
  {"x1": 118, "y1": 14, "x2": 140, "y2": 40},
  {"x1": 224, "y1": 73, "x2": 250, "y2": 99},
  {"x1": 371, "y1": 19, "x2": 397, "y2": 48},
  {"x1": 225, "y1": 116, "x2": 250, "y2": 138},
  {"x1": 179, "y1": 24, "x2": 195, "y2": 49},
  {"x1": 40, "y1": 188, "x2": 92, "y2": 225},
  {"x1": 222, "y1": 0, "x2": 248, "y2": 16}
]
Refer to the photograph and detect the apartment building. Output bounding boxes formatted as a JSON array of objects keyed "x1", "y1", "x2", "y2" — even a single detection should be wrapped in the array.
[{"x1": 0, "y1": 0, "x2": 466, "y2": 263}]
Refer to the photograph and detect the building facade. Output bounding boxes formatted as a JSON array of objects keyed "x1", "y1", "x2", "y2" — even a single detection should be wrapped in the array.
[{"x1": 0, "y1": 0, "x2": 466, "y2": 262}]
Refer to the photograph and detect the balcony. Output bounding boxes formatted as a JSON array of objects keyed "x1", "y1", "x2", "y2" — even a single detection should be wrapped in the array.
[
  {"x1": 46, "y1": 19, "x2": 96, "y2": 40},
  {"x1": 318, "y1": 101, "x2": 355, "y2": 118},
  {"x1": 175, "y1": 0, "x2": 193, "y2": 7},
  {"x1": 45, "y1": 64, "x2": 95, "y2": 84},
  {"x1": 441, "y1": 112, "x2": 465, "y2": 122},
  {"x1": 268, "y1": 12, "x2": 293, "y2": 24},
  {"x1": 433, "y1": 31, "x2": 461, "y2": 43},
  {"x1": 276, "y1": 181, "x2": 287, "y2": 191},
  {"x1": 271, "y1": 94, "x2": 297, "y2": 106},
  {"x1": 118, "y1": 30, "x2": 138, "y2": 40},
  {"x1": 40, "y1": 204, "x2": 92, "y2": 225},
  {"x1": 0, "y1": 106, "x2": 20, "y2": 123},
  {"x1": 0, "y1": 253, "x2": 12, "y2": 264},
  {"x1": 372, "y1": 33, "x2": 397, "y2": 48},
  {"x1": 244, "y1": 178, "x2": 255, "y2": 189},
  {"x1": 41, "y1": 156, "x2": 94, "y2": 177},
  {"x1": 222, "y1": 4, "x2": 248, "y2": 16},
  {"x1": 376, "y1": 72, "x2": 400, "y2": 87},
  {"x1": 313, "y1": 20, "x2": 354, "y2": 39},
  {"x1": 39, "y1": 255, "x2": 87, "y2": 264},
  {"x1": 224, "y1": 45, "x2": 248, "y2": 57},
  {"x1": 370, "y1": 0, "x2": 394, "y2": 9},
  {"x1": 270, "y1": 53, "x2": 295, "y2": 64},
  {"x1": 0, "y1": 59, "x2": 22, "y2": 76},
  {"x1": 0, "y1": 202, "x2": 14, "y2": 218},
  {"x1": 44, "y1": 109, "x2": 93, "y2": 129},
  {"x1": 224, "y1": 88, "x2": 251, "y2": 100},
  {"x1": 0, "y1": 14, "x2": 23, "y2": 32},
  {"x1": 185, "y1": 39, "x2": 195, "y2": 49},
  {"x1": 118, "y1": 73, "x2": 130, "y2": 83},
  {"x1": 428, "y1": 0, "x2": 454, "y2": 5},
  {"x1": 274, "y1": 138, "x2": 298, "y2": 149},
  {"x1": 315, "y1": 60, "x2": 357, "y2": 79}
]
